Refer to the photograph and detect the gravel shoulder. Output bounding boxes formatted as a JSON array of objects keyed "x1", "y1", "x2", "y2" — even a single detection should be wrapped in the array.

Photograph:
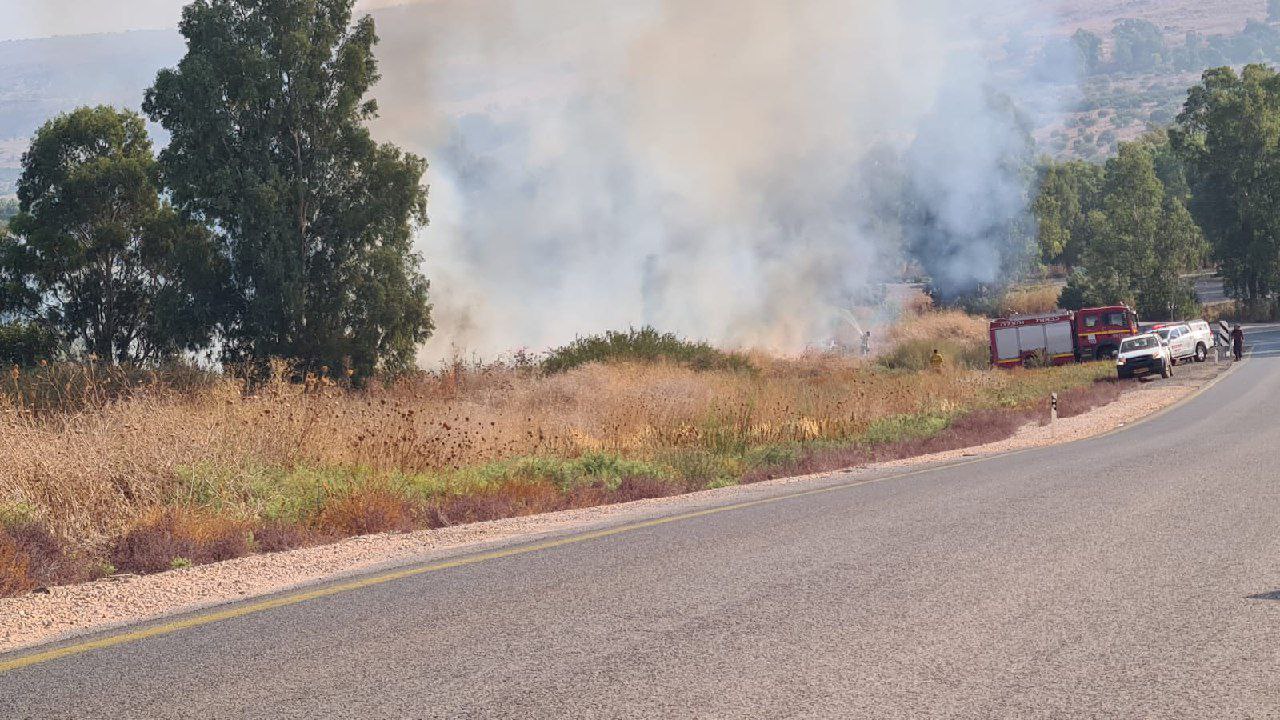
[{"x1": 0, "y1": 358, "x2": 1237, "y2": 655}]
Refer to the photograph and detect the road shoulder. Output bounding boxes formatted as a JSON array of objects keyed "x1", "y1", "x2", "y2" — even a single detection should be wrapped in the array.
[{"x1": 0, "y1": 357, "x2": 1239, "y2": 656}]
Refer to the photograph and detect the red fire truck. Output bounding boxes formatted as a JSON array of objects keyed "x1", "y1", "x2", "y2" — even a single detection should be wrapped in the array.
[{"x1": 989, "y1": 305, "x2": 1139, "y2": 368}]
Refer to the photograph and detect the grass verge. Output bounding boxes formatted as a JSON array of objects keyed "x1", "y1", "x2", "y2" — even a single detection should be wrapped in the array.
[{"x1": 1, "y1": 322, "x2": 1121, "y2": 595}]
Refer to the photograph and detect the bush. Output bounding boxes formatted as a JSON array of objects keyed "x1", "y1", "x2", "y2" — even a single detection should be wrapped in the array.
[
  {"x1": 0, "y1": 323, "x2": 57, "y2": 365},
  {"x1": 879, "y1": 338, "x2": 990, "y2": 371},
  {"x1": 0, "y1": 519, "x2": 77, "y2": 595},
  {"x1": 543, "y1": 327, "x2": 753, "y2": 374},
  {"x1": 314, "y1": 485, "x2": 417, "y2": 538},
  {"x1": 111, "y1": 507, "x2": 251, "y2": 575},
  {"x1": 2, "y1": 360, "x2": 220, "y2": 414}
]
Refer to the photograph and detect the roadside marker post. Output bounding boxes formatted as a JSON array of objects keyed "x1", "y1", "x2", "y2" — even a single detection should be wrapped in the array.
[{"x1": 1050, "y1": 393, "x2": 1058, "y2": 438}]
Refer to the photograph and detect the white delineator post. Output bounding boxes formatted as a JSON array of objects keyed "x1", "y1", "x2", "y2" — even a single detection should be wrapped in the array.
[{"x1": 1050, "y1": 392, "x2": 1058, "y2": 438}]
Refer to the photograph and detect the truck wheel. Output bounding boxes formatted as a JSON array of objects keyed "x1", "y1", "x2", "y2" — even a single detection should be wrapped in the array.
[
  {"x1": 1195, "y1": 343, "x2": 1207, "y2": 362},
  {"x1": 1161, "y1": 361, "x2": 1172, "y2": 379},
  {"x1": 1118, "y1": 369, "x2": 1132, "y2": 380}
]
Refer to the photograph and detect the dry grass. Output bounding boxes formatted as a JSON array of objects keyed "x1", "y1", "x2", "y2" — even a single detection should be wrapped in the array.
[
  {"x1": 0, "y1": 312, "x2": 1118, "y2": 594},
  {"x1": 997, "y1": 284, "x2": 1063, "y2": 317}
]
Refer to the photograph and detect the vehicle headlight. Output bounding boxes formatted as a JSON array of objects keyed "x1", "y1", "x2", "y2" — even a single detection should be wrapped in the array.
[{"x1": 1116, "y1": 358, "x2": 1125, "y2": 366}]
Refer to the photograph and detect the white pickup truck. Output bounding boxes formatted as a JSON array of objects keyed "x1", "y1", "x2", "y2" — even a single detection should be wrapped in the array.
[
  {"x1": 1117, "y1": 333, "x2": 1173, "y2": 379},
  {"x1": 1152, "y1": 320, "x2": 1213, "y2": 364}
]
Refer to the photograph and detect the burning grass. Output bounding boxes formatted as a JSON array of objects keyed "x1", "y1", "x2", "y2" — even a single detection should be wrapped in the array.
[{"x1": 0, "y1": 315, "x2": 1119, "y2": 595}]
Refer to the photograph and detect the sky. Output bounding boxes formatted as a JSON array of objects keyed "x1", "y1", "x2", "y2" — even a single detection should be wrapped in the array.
[{"x1": 0, "y1": 0, "x2": 414, "y2": 41}]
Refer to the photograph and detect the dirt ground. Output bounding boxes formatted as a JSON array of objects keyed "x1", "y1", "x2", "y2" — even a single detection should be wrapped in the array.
[
  {"x1": 0, "y1": 357, "x2": 1238, "y2": 654},
  {"x1": 1049, "y1": 0, "x2": 1266, "y2": 38}
]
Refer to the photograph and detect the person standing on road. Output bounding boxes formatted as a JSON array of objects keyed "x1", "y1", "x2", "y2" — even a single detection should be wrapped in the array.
[{"x1": 1232, "y1": 324, "x2": 1245, "y2": 361}]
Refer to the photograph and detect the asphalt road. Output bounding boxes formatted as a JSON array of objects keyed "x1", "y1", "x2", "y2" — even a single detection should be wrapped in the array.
[
  {"x1": 5, "y1": 331, "x2": 1280, "y2": 718},
  {"x1": 1194, "y1": 273, "x2": 1230, "y2": 305}
]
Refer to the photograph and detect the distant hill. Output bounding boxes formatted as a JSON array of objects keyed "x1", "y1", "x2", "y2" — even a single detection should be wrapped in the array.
[
  {"x1": 0, "y1": 30, "x2": 184, "y2": 194},
  {"x1": 0, "y1": 30, "x2": 183, "y2": 139},
  {"x1": 0, "y1": 0, "x2": 1272, "y2": 196},
  {"x1": 1043, "y1": 0, "x2": 1278, "y2": 159}
]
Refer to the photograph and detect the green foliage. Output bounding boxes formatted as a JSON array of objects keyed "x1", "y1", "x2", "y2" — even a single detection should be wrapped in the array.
[
  {"x1": 1112, "y1": 18, "x2": 1166, "y2": 72},
  {"x1": 542, "y1": 327, "x2": 754, "y2": 374},
  {"x1": 4, "y1": 106, "x2": 226, "y2": 363},
  {"x1": 1056, "y1": 136, "x2": 1206, "y2": 320},
  {"x1": 0, "y1": 322, "x2": 57, "y2": 365},
  {"x1": 1174, "y1": 65, "x2": 1280, "y2": 309},
  {"x1": 0, "y1": 501, "x2": 39, "y2": 531},
  {"x1": 861, "y1": 413, "x2": 950, "y2": 446},
  {"x1": 0, "y1": 199, "x2": 16, "y2": 227},
  {"x1": 144, "y1": 0, "x2": 432, "y2": 378},
  {"x1": 1032, "y1": 158, "x2": 1105, "y2": 267}
]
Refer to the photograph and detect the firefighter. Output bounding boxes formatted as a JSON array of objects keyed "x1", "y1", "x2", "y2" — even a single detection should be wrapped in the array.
[
  {"x1": 861, "y1": 331, "x2": 872, "y2": 357},
  {"x1": 930, "y1": 348, "x2": 944, "y2": 372},
  {"x1": 1232, "y1": 324, "x2": 1245, "y2": 361}
]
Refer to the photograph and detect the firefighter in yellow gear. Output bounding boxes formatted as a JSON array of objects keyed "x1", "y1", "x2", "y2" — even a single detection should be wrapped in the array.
[{"x1": 929, "y1": 348, "x2": 944, "y2": 372}]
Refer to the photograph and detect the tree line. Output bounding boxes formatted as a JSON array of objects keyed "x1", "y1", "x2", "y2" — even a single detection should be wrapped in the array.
[
  {"x1": 0, "y1": 0, "x2": 431, "y2": 376},
  {"x1": 1059, "y1": 15, "x2": 1280, "y2": 78},
  {"x1": 1035, "y1": 64, "x2": 1280, "y2": 320}
]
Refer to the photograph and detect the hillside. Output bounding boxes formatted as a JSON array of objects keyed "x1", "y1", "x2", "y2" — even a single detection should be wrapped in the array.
[
  {"x1": 0, "y1": 0, "x2": 1275, "y2": 196},
  {"x1": 1043, "y1": 0, "x2": 1279, "y2": 159}
]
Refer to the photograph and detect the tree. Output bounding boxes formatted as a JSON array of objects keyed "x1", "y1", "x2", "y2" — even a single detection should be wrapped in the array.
[
  {"x1": 1072, "y1": 29, "x2": 1103, "y2": 75},
  {"x1": 3, "y1": 106, "x2": 227, "y2": 363},
  {"x1": 1032, "y1": 158, "x2": 1104, "y2": 268},
  {"x1": 1112, "y1": 18, "x2": 1166, "y2": 72},
  {"x1": 1173, "y1": 65, "x2": 1280, "y2": 307},
  {"x1": 1060, "y1": 138, "x2": 1205, "y2": 319},
  {"x1": 144, "y1": 0, "x2": 432, "y2": 377},
  {"x1": 0, "y1": 199, "x2": 17, "y2": 227}
]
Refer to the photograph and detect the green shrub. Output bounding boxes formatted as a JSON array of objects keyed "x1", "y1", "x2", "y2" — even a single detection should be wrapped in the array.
[
  {"x1": 861, "y1": 413, "x2": 951, "y2": 446},
  {"x1": 543, "y1": 327, "x2": 753, "y2": 374}
]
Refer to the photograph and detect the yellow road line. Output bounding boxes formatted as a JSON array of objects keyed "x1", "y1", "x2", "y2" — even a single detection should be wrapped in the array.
[{"x1": 0, "y1": 359, "x2": 1247, "y2": 674}]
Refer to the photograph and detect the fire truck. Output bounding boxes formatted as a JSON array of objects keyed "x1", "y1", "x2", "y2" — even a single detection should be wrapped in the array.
[{"x1": 989, "y1": 305, "x2": 1140, "y2": 368}]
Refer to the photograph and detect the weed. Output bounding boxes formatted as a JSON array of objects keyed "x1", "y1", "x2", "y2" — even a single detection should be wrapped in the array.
[
  {"x1": 111, "y1": 507, "x2": 251, "y2": 575},
  {"x1": 314, "y1": 484, "x2": 417, "y2": 538},
  {"x1": 879, "y1": 339, "x2": 990, "y2": 371}
]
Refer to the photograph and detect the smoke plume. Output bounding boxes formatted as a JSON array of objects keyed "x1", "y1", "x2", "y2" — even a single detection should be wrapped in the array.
[{"x1": 362, "y1": 0, "x2": 1072, "y2": 361}]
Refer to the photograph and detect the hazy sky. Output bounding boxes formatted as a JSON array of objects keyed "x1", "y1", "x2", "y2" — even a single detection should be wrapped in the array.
[{"x1": 0, "y1": 0, "x2": 415, "y2": 42}]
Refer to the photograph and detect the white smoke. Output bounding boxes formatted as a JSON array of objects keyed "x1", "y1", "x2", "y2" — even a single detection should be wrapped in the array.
[{"x1": 361, "y1": 0, "x2": 1073, "y2": 361}]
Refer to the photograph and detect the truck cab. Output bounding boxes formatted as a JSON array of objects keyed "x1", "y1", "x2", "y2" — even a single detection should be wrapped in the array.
[{"x1": 1076, "y1": 305, "x2": 1139, "y2": 360}]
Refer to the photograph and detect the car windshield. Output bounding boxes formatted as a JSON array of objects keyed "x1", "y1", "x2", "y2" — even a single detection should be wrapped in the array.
[
  {"x1": 1155, "y1": 328, "x2": 1171, "y2": 340},
  {"x1": 1122, "y1": 336, "x2": 1159, "y2": 352}
]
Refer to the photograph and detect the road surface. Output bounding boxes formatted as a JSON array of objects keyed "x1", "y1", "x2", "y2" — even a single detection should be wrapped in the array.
[{"x1": 4, "y1": 330, "x2": 1280, "y2": 719}]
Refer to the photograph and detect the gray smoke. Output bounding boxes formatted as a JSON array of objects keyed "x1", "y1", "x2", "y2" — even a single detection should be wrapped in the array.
[{"x1": 361, "y1": 0, "x2": 1074, "y2": 360}]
